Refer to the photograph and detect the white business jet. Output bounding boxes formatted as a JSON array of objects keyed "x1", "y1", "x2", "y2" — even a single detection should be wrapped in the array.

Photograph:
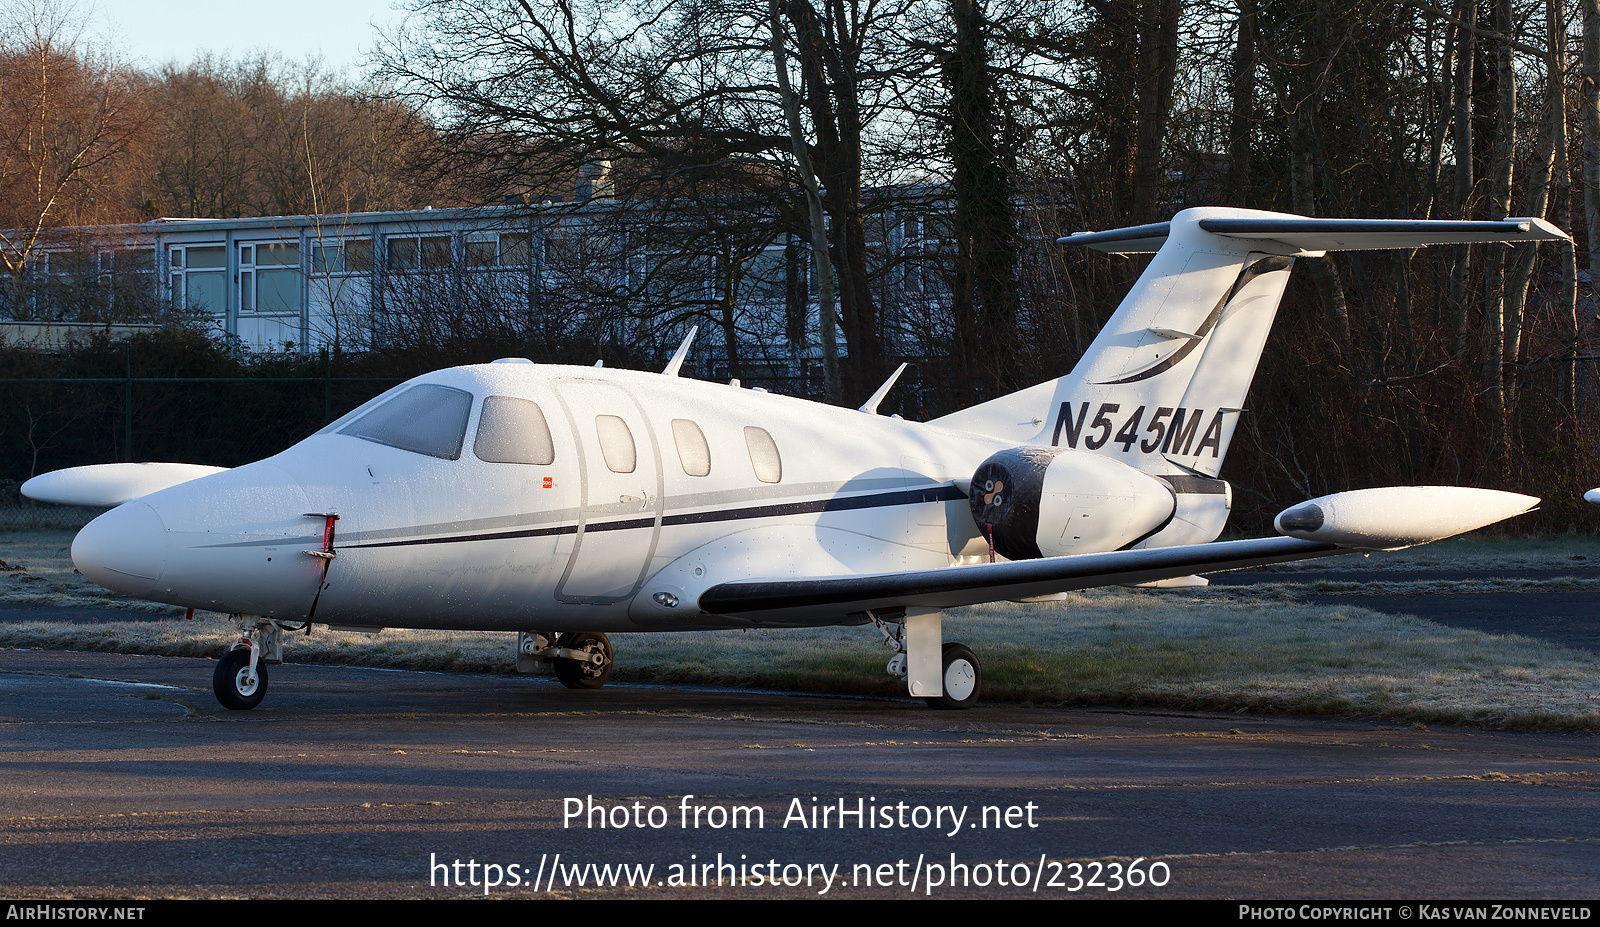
[{"x1": 23, "y1": 207, "x2": 1562, "y2": 711}]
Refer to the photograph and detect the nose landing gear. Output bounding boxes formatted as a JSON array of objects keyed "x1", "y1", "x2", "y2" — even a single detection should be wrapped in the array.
[
  {"x1": 213, "y1": 618, "x2": 284, "y2": 711},
  {"x1": 214, "y1": 646, "x2": 267, "y2": 710}
]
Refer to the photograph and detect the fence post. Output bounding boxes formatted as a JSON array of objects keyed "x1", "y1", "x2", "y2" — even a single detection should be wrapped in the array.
[
  {"x1": 323, "y1": 347, "x2": 333, "y2": 425},
  {"x1": 124, "y1": 346, "x2": 133, "y2": 463}
]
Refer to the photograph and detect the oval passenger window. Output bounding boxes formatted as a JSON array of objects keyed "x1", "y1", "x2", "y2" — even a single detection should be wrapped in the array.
[
  {"x1": 744, "y1": 426, "x2": 781, "y2": 483},
  {"x1": 672, "y1": 419, "x2": 711, "y2": 477},
  {"x1": 596, "y1": 415, "x2": 637, "y2": 473}
]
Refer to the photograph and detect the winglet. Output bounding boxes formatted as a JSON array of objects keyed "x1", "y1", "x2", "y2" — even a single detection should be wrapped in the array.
[
  {"x1": 859, "y1": 362, "x2": 909, "y2": 414},
  {"x1": 662, "y1": 326, "x2": 698, "y2": 377}
]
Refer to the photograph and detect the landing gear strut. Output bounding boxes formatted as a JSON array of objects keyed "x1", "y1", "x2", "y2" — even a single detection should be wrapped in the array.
[{"x1": 879, "y1": 609, "x2": 983, "y2": 710}]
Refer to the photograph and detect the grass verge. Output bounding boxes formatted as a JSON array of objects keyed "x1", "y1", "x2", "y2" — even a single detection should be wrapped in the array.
[
  {"x1": 2, "y1": 589, "x2": 1597, "y2": 730},
  {"x1": 5, "y1": 527, "x2": 1599, "y2": 728}
]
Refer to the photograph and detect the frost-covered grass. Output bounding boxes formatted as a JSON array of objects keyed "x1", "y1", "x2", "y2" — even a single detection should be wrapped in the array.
[
  {"x1": 4, "y1": 528, "x2": 1598, "y2": 728},
  {"x1": 2, "y1": 592, "x2": 1596, "y2": 729},
  {"x1": 1233, "y1": 534, "x2": 1600, "y2": 573},
  {"x1": 0, "y1": 530, "x2": 191, "y2": 613}
]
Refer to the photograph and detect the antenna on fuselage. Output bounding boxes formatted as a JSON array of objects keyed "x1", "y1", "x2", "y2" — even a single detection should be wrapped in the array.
[
  {"x1": 593, "y1": 359, "x2": 604, "y2": 367},
  {"x1": 662, "y1": 326, "x2": 699, "y2": 377},
  {"x1": 859, "y1": 362, "x2": 909, "y2": 415}
]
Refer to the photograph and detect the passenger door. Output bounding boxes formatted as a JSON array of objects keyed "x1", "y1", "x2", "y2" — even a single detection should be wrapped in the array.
[{"x1": 551, "y1": 379, "x2": 664, "y2": 603}]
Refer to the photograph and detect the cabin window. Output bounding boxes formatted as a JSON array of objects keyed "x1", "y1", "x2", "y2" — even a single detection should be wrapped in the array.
[
  {"x1": 595, "y1": 415, "x2": 636, "y2": 473},
  {"x1": 339, "y1": 384, "x2": 473, "y2": 460},
  {"x1": 744, "y1": 426, "x2": 781, "y2": 483},
  {"x1": 671, "y1": 419, "x2": 711, "y2": 477},
  {"x1": 474, "y1": 396, "x2": 555, "y2": 465}
]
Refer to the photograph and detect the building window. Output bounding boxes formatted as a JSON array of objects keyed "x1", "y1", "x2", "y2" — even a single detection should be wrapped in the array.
[
  {"x1": 742, "y1": 248, "x2": 787, "y2": 302},
  {"x1": 312, "y1": 239, "x2": 374, "y2": 275},
  {"x1": 170, "y1": 244, "x2": 226, "y2": 314},
  {"x1": 41, "y1": 252, "x2": 87, "y2": 281},
  {"x1": 387, "y1": 235, "x2": 452, "y2": 271},
  {"x1": 105, "y1": 248, "x2": 156, "y2": 298},
  {"x1": 468, "y1": 232, "x2": 532, "y2": 268},
  {"x1": 498, "y1": 233, "x2": 532, "y2": 267},
  {"x1": 464, "y1": 236, "x2": 497, "y2": 268},
  {"x1": 240, "y1": 241, "x2": 301, "y2": 315}
]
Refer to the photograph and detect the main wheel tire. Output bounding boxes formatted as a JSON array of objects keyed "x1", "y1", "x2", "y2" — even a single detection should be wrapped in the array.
[
  {"x1": 554, "y1": 632, "x2": 613, "y2": 690},
  {"x1": 213, "y1": 648, "x2": 268, "y2": 710},
  {"x1": 923, "y1": 642, "x2": 980, "y2": 710}
]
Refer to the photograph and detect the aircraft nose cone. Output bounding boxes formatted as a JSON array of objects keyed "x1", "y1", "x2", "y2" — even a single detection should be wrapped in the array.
[{"x1": 72, "y1": 501, "x2": 169, "y2": 598}]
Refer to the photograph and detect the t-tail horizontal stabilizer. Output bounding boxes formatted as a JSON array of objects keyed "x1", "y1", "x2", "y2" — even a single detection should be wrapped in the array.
[{"x1": 1061, "y1": 216, "x2": 1569, "y2": 254}]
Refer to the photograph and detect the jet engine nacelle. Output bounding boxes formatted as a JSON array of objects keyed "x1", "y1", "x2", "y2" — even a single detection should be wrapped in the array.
[{"x1": 968, "y1": 447, "x2": 1177, "y2": 560}]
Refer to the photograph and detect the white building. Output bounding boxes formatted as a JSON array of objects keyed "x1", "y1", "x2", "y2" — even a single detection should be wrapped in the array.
[{"x1": 7, "y1": 193, "x2": 957, "y2": 381}]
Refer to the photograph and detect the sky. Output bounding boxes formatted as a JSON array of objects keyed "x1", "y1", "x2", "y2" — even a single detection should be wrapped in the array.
[{"x1": 87, "y1": 0, "x2": 410, "y2": 78}]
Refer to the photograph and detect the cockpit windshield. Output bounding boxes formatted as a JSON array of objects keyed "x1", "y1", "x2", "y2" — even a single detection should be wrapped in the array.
[{"x1": 337, "y1": 384, "x2": 474, "y2": 459}]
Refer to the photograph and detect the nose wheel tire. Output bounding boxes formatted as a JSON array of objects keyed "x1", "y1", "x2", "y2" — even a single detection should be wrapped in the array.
[
  {"x1": 213, "y1": 648, "x2": 268, "y2": 710},
  {"x1": 923, "y1": 642, "x2": 980, "y2": 710},
  {"x1": 554, "y1": 632, "x2": 613, "y2": 690}
]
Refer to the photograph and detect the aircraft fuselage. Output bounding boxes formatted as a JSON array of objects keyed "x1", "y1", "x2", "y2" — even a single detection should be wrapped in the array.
[{"x1": 74, "y1": 362, "x2": 1023, "y2": 632}]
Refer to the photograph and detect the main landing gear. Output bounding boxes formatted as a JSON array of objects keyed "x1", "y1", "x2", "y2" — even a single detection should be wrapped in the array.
[
  {"x1": 516, "y1": 631, "x2": 615, "y2": 689},
  {"x1": 878, "y1": 609, "x2": 982, "y2": 710},
  {"x1": 213, "y1": 617, "x2": 284, "y2": 710}
]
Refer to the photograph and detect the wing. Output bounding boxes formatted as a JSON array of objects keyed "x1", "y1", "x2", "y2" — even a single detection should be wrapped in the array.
[
  {"x1": 698, "y1": 485, "x2": 1540, "y2": 627},
  {"x1": 698, "y1": 535, "x2": 1342, "y2": 626}
]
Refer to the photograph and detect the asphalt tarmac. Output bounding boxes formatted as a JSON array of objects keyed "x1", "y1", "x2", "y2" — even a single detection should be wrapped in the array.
[
  {"x1": 1, "y1": 648, "x2": 1597, "y2": 900},
  {"x1": 1212, "y1": 565, "x2": 1600, "y2": 653},
  {"x1": 3, "y1": 561, "x2": 1598, "y2": 899}
]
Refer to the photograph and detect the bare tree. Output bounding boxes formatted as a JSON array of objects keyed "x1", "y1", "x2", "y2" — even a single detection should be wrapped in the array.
[{"x1": 0, "y1": 0, "x2": 151, "y2": 316}]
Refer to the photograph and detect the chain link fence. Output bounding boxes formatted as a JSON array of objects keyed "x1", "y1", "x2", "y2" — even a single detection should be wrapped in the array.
[{"x1": 0, "y1": 480, "x2": 103, "y2": 530}]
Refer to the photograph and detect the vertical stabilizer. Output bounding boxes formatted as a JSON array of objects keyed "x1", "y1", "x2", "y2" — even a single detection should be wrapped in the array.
[
  {"x1": 931, "y1": 208, "x2": 1294, "y2": 479},
  {"x1": 931, "y1": 206, "x2": 1566, "y2": 482}
]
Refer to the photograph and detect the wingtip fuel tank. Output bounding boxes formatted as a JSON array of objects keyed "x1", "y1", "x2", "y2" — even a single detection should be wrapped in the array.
[{"x1": 1274, "y1": 486, "x2": 1538, "y2": 550}]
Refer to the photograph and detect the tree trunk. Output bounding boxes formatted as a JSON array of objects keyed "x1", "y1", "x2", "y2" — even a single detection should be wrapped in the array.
[
  {"x1": 1502, "y1": 0, "x2": 1564, "y2": 406},
  {"x1": 1226, "y1": 0, "x2": 1258, "y2": 206},
  {"x1": 1447, "y1": 0, "x2": 1476, "y2": 358},
  {"x1": 770, "y1": 0, "x2": 842, "y2": 402},
  {"x1": 1481, "y1": 0, "x2": 1516, "y2": 457},
  {"x1": 1286, "y1": 109, "x2": 1351, "y2": 346},
  {"x1": 1130, "y1": 0, "x2": 1182, "y2": 222},
  {"x1": 1583, "y1": 0, "x2": 1600, "y2": 290},
  {"x1": 784, "y1": 0, "x2": 887, "y2": 401},
  {"x1": 944, "y1": 0, "x2": 1021, "y2": 399}
]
